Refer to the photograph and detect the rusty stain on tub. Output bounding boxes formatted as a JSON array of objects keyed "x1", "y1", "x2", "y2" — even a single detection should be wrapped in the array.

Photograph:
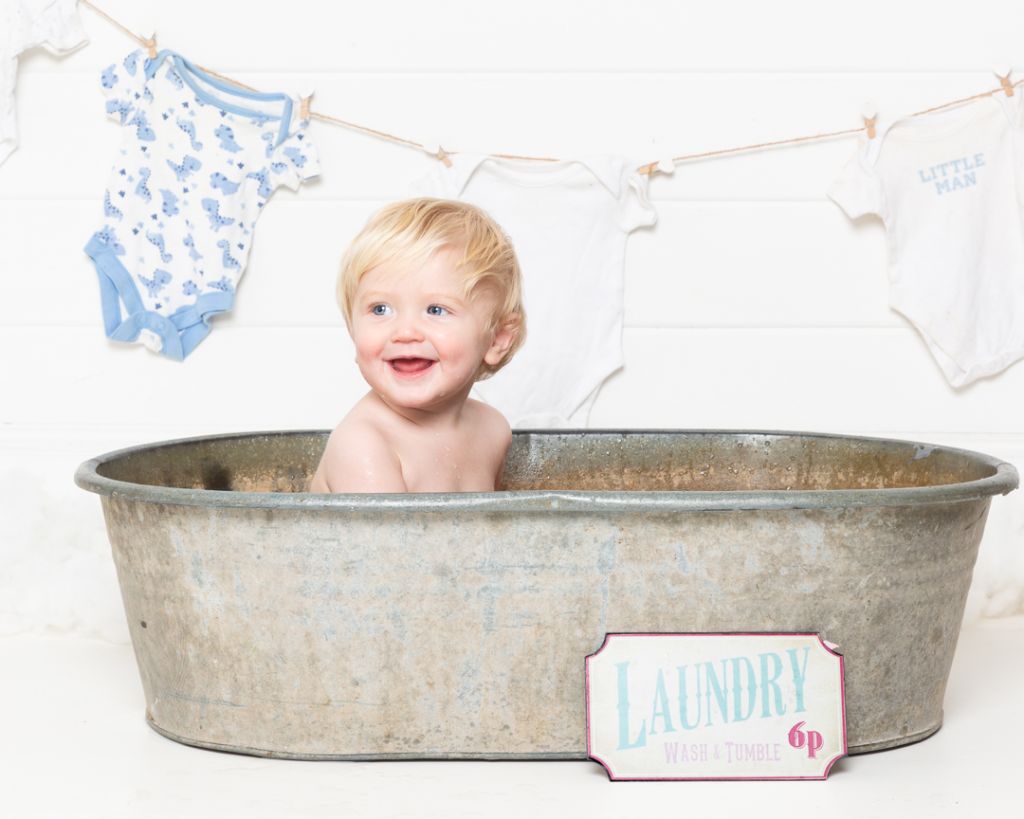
[{"x1": 76, "y1": 429, "x2": 1017, "y2": 761}]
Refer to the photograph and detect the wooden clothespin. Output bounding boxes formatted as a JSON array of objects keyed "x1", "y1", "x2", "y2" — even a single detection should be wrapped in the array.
[
  {"x1": 861, "y1": 101, "x2": 878, "y2": 140},
  {"x1": 641, "y1": 157, "x2": 674, "y2": 176},
  {"x1": 424, "y1": 142, "x2": 453, "y2": 168},
  {"x1": 993, "y1": 61, "x2": 1014, "y2": 97},
  {"x1": 298, "y1": 88, "x2": 314, "y2": 120},
  {"x1": 143, "y1": 32, "x2": 158, "y2": 60}
]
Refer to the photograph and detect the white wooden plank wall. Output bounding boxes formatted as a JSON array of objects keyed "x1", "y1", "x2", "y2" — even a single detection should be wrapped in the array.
[{"x1": 3, "y1": 0, "x2": 1023, "y2": 642}]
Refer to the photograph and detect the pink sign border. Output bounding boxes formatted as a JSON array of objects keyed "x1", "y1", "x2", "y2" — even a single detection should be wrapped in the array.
[{"x1": 585, "y1": 631, "x2": 848, "y2": 782}]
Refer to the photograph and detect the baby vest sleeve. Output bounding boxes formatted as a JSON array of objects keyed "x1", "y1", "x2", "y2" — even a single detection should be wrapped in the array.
[
  {"x1": 1, "y1": 0, "x2": 87, "y2": 165},
  {"x1": 829, "y1": 147, "x2": 885, "y2": 221}
]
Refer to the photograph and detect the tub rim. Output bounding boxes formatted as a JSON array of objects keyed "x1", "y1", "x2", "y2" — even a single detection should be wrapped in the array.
[{"x1": 73, "y1": 428, "x2": 1018, "y2": 512}]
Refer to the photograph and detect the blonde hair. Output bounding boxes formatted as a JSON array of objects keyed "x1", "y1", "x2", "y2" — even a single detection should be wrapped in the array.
[{"x1": 337, "y1": 198, "x2": 526, "y2": 380}]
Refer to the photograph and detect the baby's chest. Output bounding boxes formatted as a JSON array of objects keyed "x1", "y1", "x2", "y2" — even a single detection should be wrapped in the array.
[{"x1": 400, "y1": 443, "x2": 498, "y2": 492}]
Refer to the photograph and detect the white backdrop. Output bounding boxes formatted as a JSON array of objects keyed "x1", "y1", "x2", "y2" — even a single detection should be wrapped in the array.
[{"x1": 2, "y1": 0, "x2": 1023, "y2": 644}]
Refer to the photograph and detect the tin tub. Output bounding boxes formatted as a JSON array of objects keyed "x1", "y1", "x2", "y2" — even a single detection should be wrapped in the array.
[{"x1": 75, "y1": 430, "x2": 1017, "y2": 759}]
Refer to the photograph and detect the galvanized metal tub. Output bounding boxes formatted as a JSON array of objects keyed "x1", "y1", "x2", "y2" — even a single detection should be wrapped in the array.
[{"x1": 75, "y1": 430, "x2": 1017, "y2": 760}]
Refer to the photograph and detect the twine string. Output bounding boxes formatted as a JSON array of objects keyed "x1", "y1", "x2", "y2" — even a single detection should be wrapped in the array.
[
  {"x1": 80, "y1": 1, "x2": 1024, "y2": 175},
  {"x1": 80, "y1": 0, "x2": 149, "y2": 49}
]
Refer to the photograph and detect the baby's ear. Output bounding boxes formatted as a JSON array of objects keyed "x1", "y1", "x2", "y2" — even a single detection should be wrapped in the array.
[{"x1": 484, "y1": 315, "x2": 521, "y2": 366}]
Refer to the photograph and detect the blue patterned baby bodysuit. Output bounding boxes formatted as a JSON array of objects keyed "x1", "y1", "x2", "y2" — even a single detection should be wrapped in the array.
[{"x1": 85, "y1": 49, "x2": 319, "y2": 359}]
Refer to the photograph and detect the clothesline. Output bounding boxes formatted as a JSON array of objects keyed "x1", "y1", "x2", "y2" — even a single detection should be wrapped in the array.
[{"x1": 81, "y1": 0, "x2": 1024, "y2": 175}]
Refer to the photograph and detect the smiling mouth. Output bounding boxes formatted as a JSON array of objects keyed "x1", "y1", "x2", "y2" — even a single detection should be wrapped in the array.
[{"x1": 389, "y1": 357, "x2": 436, "y2": 376}]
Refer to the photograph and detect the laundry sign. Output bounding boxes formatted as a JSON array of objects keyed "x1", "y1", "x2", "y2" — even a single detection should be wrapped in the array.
[{"x1": 586, "y1": 633, "x2": 846, "y2": 781}]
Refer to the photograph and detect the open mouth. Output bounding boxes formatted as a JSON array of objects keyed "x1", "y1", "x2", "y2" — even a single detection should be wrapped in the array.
[{"x1": 388, "y1": 357, "x2": 436, "y2": 376}]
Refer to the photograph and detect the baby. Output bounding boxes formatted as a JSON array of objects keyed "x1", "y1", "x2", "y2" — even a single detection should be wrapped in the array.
[{"x1": 310, "y1": 198, "x2": 527, "y2": 493}]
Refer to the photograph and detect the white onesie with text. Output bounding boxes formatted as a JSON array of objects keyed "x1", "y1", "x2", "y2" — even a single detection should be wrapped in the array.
[
  {"x1": 829, "y1": 93, "x2": 1024, "y2": 387},
  {"x1": 412, "y1": 154, "x2": 657, "y2": 427}
]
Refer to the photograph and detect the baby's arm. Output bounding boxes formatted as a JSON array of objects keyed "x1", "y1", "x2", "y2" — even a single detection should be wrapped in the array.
[
  {"x1": 317, "y1": 422, "x2": 407, "y2": 493},
  {"x1": 476, "y1": 401, "x2": 513, "y2": 490}
]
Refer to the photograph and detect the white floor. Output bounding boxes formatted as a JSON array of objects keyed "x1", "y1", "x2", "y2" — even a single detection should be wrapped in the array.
[{"x1": 3, "y1": 620, "x2": 1023, "y2": 819}]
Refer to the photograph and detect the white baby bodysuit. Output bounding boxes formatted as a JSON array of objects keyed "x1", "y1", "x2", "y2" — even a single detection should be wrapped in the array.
[
  {"x1": 411, "y1": 153, "x2": 657, "y2": 427},
  {"x1": 829, "y1": 92, "x2": 1024, "y2": 387},
  {"x1": 1, "y1": 0, "x2": 87, "y2": 165},
  {"x1": 85, "y1": 48, "x2": 319, "y2": 359}
]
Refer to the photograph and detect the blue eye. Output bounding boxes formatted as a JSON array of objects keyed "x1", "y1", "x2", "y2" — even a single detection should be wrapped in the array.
[
  {"x1": 371, "y1": 304, "x2": 392, "y2": 316},
  {"x1": 427, "y1": 304, "x2": 448, "y2": 316}
]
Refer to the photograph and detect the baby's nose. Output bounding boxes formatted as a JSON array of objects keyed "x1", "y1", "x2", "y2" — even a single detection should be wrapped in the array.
[{"x1": 391, "y1": 319, "x2": 424, "y2": 342}]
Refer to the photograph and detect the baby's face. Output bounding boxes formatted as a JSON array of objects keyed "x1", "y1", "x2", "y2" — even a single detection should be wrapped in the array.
[{"x1": 350, "y1": 247, "x2": 502, "y2": 415}]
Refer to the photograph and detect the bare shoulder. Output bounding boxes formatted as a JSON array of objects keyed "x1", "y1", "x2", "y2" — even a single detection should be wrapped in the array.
[
  {"x1": 316, "y1": 415, "x2": 406, "y2": 493},
  {"x1": 324, "y1": 415, "x2": 392, "y2": 454},
  {"x1": 467, "y1": 398, "x2": 511, "y2": 435},
  {"x1": 464, "y1": 401, "x2": 512, "y2": 489},
  {"x1": 466, "y1": 399, "x2": 512, "y2": 454}
]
